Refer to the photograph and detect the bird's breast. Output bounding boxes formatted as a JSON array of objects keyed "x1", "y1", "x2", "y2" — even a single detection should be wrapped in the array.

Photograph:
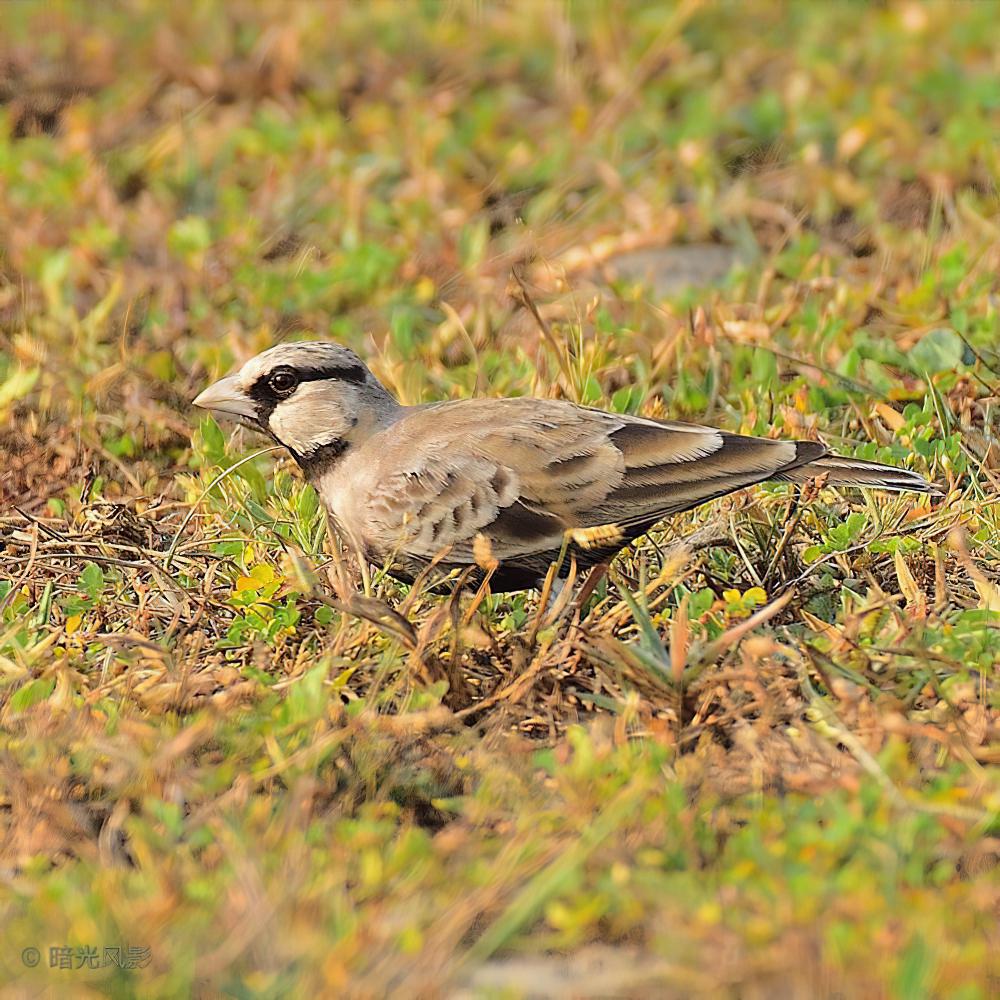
[{"x1": 313, "y1": 448, "x2": 381, "y2": 549}]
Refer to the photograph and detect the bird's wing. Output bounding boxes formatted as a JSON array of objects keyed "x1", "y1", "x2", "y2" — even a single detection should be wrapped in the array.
[
  {"x1": 580, "y1": 416, "x2": 825, "y2": 530},
  {"x1": 360, "y1": 398, "x2": 826, "y2": 564}
]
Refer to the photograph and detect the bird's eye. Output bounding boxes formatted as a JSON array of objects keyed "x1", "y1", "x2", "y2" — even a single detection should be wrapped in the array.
[{"x1": 268, "y1": 369, "x2": 298, "y2": 396}]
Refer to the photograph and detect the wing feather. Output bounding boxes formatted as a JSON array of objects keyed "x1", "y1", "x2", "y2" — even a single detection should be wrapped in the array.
[{"x1": 357, "y1": 398, "x2": 830, "y2": 567}]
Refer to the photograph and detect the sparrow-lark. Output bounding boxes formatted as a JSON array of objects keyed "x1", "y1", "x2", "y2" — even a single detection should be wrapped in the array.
[{"x1": 193, "y1": 342, "x2": 939, "y2": 591}]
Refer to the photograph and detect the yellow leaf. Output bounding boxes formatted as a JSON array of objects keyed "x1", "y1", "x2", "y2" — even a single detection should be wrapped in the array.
[
  {"x1": 973, "y1": 578, "x2": 1000, "y2": 613},
  {"x1": 236, "y1": 563, "x2": 277, "y2": 591},
  {"x1": 894, "y1": 549, "x2": 925, "y2": 612},
  {"x1": 0, "y1": 366, "x2": 40, "y2": 414},
  {"x1": 250, "y1": 564, "x2": 276, "y2": 584},
  {"x1": 65, "y1": 615, "x2": 82, "y2": 635},
  {"x1": 874, "y1": 402, "x2": 906, "y2": 432},
  {"x1": 837, "y1": 122, "x2": 870, "y2": 160},
  {"x1": 721, "y1": 319, "x2": 770, "y2": 343}
]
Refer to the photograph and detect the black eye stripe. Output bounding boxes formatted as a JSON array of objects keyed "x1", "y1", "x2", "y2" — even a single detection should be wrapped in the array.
[
  {"x1": 287, "y1": 364, "x2": 368, "y2": 386},
  {"x1": 247, "y1": 362, "x2": 369, "y2": 411}
]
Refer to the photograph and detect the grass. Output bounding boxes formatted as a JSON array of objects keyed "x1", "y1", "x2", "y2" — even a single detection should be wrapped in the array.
[{"x1": 1, "y1": 1, "x2": 998, "y2": 996}]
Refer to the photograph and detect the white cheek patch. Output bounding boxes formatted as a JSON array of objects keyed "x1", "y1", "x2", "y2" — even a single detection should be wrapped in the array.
[{"x1": 268, "y1": 384, "x2": 352, "y2": 454}]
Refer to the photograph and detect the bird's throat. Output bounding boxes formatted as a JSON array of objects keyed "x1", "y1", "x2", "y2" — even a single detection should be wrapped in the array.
[{"x1": 291, "y1": 437, "x2": 350, "y2": 478}]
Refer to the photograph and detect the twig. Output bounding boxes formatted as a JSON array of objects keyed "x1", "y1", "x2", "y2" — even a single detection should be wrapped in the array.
[{"x1": 163, "y1": 446, "x2": 283, "y2": 569}]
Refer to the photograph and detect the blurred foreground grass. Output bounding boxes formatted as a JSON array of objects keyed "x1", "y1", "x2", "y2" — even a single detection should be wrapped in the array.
[{"x1": 1, "y1": 2, "x2": 998, "y2": 996}]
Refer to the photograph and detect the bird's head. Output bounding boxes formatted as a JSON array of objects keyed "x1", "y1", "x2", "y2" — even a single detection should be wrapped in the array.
[{"x1": 192, "y1": 342, "x2": 399, "y2": 466}]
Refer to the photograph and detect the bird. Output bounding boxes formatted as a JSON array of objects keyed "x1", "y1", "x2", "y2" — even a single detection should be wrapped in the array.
[{"x1": 192, "y1": 341, "x2": 940, "y2": 592}]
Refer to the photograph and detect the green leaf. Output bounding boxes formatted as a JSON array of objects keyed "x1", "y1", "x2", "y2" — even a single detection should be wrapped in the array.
[
  {"x1": 0, "y1": 366, "x2": 40, "y2": 411},
  {"x1": 296, "y1": 486, "x2": 319, "y2": 521},
  {"x1": 10, "y1": 677, "x2": 56, "y2": 713},
  {"x1": 894, "y1": 934, "x2": 934, "y2": 1000},
  {"x1": 199, "y1": 416, "x2": 227, "y2": 465},
  {"x1": 909, "y1": 328, "x2": 965, "y2": 374},
  {"x1": 283, "y1": 664, "x2": 329, "y2": 725},
  {"x1": 80, "y1": 562, "x2": 105, "y2": 600},
  {"x1": 581, "y1": 374, "x2": 603, "y2": 404},
  {"x1": 40, "y1": 249, "x2": 71, "y2": 312},
  {"x1": 168, "y1": 215, "x2": 212, "y2": 259}
]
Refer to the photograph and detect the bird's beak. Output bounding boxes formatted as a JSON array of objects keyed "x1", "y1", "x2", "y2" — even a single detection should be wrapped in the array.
[{"x1": 192, "y1": 374, "x2": 258, "y2": 421}]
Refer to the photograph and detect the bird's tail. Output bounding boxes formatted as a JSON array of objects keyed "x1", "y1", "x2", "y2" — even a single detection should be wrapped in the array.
[{"x1": 774, "y1": 455, "x2": 942, "y2": 494}]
